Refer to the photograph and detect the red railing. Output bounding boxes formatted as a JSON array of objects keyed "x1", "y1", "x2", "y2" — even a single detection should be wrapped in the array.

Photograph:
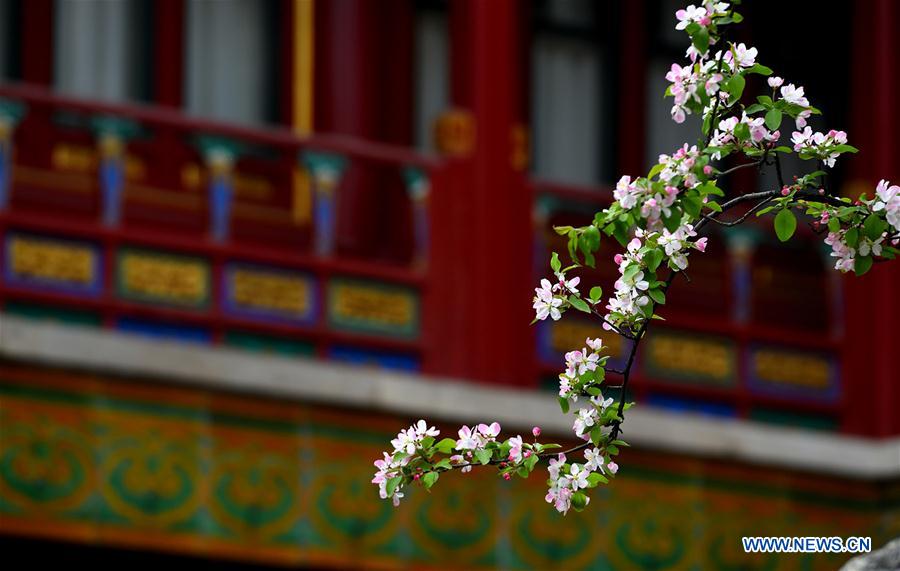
[{"x1": 0, "y1": 83, "x2": 445, "y2": 371}]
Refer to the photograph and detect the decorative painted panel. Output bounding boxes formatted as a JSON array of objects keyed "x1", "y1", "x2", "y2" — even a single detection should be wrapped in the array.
[
  {"x1": 747, "y1": 345, "x2": 840, "y2": 404},
  {"x1": 116, "y1": 247, "x2": 210, "y2": 309},
  {"x1": 4, "y1": 232, "x2": 102, "y2": 296},
  {"x1": 222, "y1": 263, "x2": 316, "y2": 325},
  {"x1": 327, "y1": 278, "x2": 419, "y2": 339},
  {"x1": 537, "y1": 316, "x2": 628, "y2": 370},
  {"x1": 641, "y1": 329, "x2": 737, "y2": 387},
  {"x1": 0, "y1": 366, "x2": 895, "y2": 570}
]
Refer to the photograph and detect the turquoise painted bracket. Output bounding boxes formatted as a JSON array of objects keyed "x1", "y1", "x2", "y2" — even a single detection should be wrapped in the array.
[
  {"x1": 193, "y1": 134, "x2": 247, "y2": 161},
  {"x1": 0, "y1": 98, "x2": 26, "y2": 125},
  {"x1": 0, "y1": 98, "x2": 26, "y2": 211},
  {"x1": 402, "y1": 166, "x2": 430, "y2": 267},
  {"x1": 299, "y1": 151, "x2": 348, "y2": 257},
  {"x1": 89, "y1": 115, "x2": 141, "y2": 140},
  {"x1": 300, "y1": 151, "x2": 348, "y2": 178}
]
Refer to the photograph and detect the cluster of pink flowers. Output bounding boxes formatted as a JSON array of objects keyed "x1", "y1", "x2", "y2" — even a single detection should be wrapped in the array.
[
  {"x1": 666, "y1": 61, "x2": 723, "y2": 124},
  {"x1": 545, "y1": 447, "x2": 618, "y2": 515},
  {"x1": 775, "y1": 81, "x2": 813, "y2": 128},
  {"x1": 604, "y1": 226, "x2": 707, "y2": 330},
  {"x1": 708, "y1": 112, "x2": 779, "y2": 159},
  {"x1": 657, "y1": 144, "x2": 703, "y2": 188},
  {"x1": 722, "y1": 42, "x2": 758, "y2": 69},
  {"x1": 373, "y1": 419, "x2": 440, "y2": 506},
  {"x1": 572, "y1": 395, "x2": 616, "y2": 441},
  {"x1": 532, "y1": 271, "x2": 580, "y2": 321},
  {"x1": 824, "y1": 229, "x2": 861, "y2": 273},
  {"x1": 451, "y1": 422, "x2": 503, "y2": 472},
  {"x1": 872, "y1": 179, "x2": 900, "y2": 233},
  {"x1": 558, "y1": 337, "x2": 605, "y2": 401},
  {"x1": 614, "y1": 176, "x2": 679, "y2": 231},
  {"x1": 659, "y1": 224, "x2": 707, "y2": 270},
  {"x1": 791, "y1": 128, "x2": 849, "y2": 168},
  {"x1": 606, "y1": 235, "x2": 652, "y2": 329}
]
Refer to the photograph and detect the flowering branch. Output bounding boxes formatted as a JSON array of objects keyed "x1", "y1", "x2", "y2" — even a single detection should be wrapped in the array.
[{"x1": 375, "y1": 0, "x2": 900, "y2": 515}]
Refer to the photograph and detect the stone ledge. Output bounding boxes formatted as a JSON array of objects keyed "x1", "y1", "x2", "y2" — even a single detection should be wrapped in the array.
[{"x1": 1, "y1": 313, "x2": 898, "y2": 479}]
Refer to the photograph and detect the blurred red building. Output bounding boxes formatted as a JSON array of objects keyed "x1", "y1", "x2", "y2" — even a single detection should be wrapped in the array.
[{"x1": 0, "y1": 1, "x2": 897, "y2": 569}]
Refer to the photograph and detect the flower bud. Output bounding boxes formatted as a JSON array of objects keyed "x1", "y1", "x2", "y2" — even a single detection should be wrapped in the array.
[
  {"x1": 532, "y1": 426, "x2": 542, "y2": 437},
  {"x1": 503, "y1": 473, "x2": 511, "y2": 481}
]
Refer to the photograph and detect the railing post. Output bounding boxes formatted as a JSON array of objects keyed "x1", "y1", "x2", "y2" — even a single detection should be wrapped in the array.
[
  {"x1": 300, "y1": 151, "x2": 347, "y2": 257},
  {"x1": 0, "y1": 99, "x2": 26, "y2": 211},
  {"x1": 207, "y1": 149, "x2": 235, "y2": 243},
  {"x1": 91, "y1": 116, "x2": 139, "y2": 227},
  {"x1": 402, "y1": 166, "x2": 430, "y2": 269},
  {"x1": 724, "y1": 227, "x2": 760, "y2": 324},
  {"x1": 196, "y1": 136, "x2": 243, "y2": 243}
]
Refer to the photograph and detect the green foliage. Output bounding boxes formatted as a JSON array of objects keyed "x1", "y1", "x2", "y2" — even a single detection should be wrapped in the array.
[{"x1": 774, "y1": 208, "x2": 797, "y2": 242}]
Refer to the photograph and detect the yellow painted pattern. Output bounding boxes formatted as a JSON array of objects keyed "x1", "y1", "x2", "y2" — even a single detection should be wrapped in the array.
[
  {"x1": 9, "y1": 235, "x2": 95, "y2": 285},
  {"x1": 753, "y1": 349, "x2": 831, "y2": 388},
  {"x1": 231, "y1": 268, "x2": 309, "y2": 315},
  {"x1": 331, "y1": 283, "x2": 414, "y2": 328},
  {"x1": 120, "y1": 251, "x2": 208, "y2": 305}
]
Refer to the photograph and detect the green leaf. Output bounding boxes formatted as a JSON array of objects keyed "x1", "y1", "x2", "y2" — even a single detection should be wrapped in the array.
[
  {"x1": 726, "y1": 73, "x2": 746, "y2": 104},
  {"x1": 855, "y1": 255, "x2": 873, "y2": 276},
  {"x1": 623, "y1": 264, "x2": 642, "y2": 281},
  {"x1": 567, "y1": 230, "x2": 580, "y2": 264},
  {"x1": 648, "y1": 288, "x2": 666, "y2": 305},
  {"x1": 644, "y1": 248, "x2": 663, "y2": 272},
  {"x1": 434, "y1": 438, "x2": 456, "y2": 454},
  {"x1": 744, "y1": 103, "x2": 766, "y2": 114},
  {"x1": 550, "y1": 252, "x2": 561, "y2": 273},
  {"x1": 706, "y1": 201, "x2": 722, "y2": 212},
  {"x1": 433, "y1": 458, "x2": 452, "y2": 470},
  {"x1": 607, "y1": 445, "x2": 620, "y2": 456},
  {"x1": 423, "y1": 471, "x2": 439, "y2": 489},
  {"x1": 475, "y1": 449, "x2": 492, "y2": 465},
  {"x1": 682, "y1": 195, "x2": 702, "y2": 218},
  {"x1": 558, "y1": 397, "x2": 570, "y2": 414},
  {"x1": 525, "y1": 453, "x2": 539, "y2": 472},
  {"x1": 745, "y1": 63, "x2": 773, "y2": 76},
  {"x1": 833, "y1": 144, "x2": 859, "y2": 154},
  {"x1": 571, "y1": 492, "x2": 589, "y2": 511},
  {"x1": 734, "y1": 121, "x2": 751, "y2": 142},
  {"x1": 589, "y1": 286, "x2": 603, "y2": 303},
  {"x1": 663, "y1": 208, "x2": 682, "y2": 233},
  {"x1": 827, "y1": 217, "x2": 840, "y2": 232},
  {"x1": 590, "y1": 426, "x2": 603, "y2": 446},
  {"x1": 691, "y1": 26, "x2": 709, "y2": 54},
  {"x1": 582, "y1": 225, "x2": 601, "y2": 251},
  {"x1": 864, "y1": 214, "x2": 888, "y2": 241},
  {"x1": 845, "y1": 227, "x2": 860, "y2": 248},
  {"x1": 774, "y1": 208, "x2": 797, "y2": 242},
  {"x1": 386, "y1": 476, "x2": 402, "y2": 497},
  {"x1": 568, "y1": 295, "x2": 591, "y2": 313},
  {"x1": 587, "y1": 472, "x2": 609, "y2": 486},
  {"x1": 764, "y1": 108, "x2": 782, "y2": 130},
  {"x1": 648, "y1": 162, "x2": 665, "y2": 179}
]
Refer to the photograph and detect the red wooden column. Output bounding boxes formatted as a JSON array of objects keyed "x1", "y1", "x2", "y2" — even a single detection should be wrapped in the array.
[
  {"x1": 617, "y1": 1, "x2": 647, "y2": 176},
  {"x1": 153, "y1": 0, "x2": 184, "y2": 108},
  {"x1": 21, "y1": 0, "x2": 53, "y2": 85},
  {"x1": 841, "y1": 0, "x2": 900, "y2": 436},
  {"x1": 437, "y1": 0, "x2": 532, "y2": 385}
]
